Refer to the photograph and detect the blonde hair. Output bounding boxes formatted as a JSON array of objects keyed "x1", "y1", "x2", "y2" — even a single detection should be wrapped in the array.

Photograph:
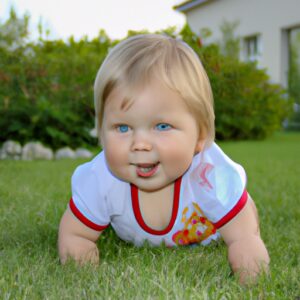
[{"x1": 94, "y1": 34, "x2": 215, "y2": 146}]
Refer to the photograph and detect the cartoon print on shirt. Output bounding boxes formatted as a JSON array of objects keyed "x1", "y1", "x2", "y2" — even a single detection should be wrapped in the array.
[{"x1": 172, "y1": 202, "x2": 217, "y2": 245}]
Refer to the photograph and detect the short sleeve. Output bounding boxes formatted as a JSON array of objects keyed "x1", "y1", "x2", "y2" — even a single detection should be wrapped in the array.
[
  {"x1": 189, "y1": 144, "x2": 248, "y2": 229},
  {"x1": 69, "y1": 155, "x2": 110, "y2": 231}
]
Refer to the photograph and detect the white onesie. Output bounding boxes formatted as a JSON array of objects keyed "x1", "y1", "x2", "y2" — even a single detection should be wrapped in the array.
[{"x1": 69, "y1": 142, "x2": 247, "y2": 247}]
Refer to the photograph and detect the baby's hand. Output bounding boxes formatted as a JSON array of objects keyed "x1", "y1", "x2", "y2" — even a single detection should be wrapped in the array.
[
  {"x1": 219, "y1": 194, "x2": 269, "y2": 284},
  {"x1": 227, "y1": 234, "x2": 269, "y2": 285},
  {"x1": 59, "y1": 235, "x2": 99, "y2": 266},
  {"x1": 58, "y1": 208, "x2": 102, "y2": 266}
]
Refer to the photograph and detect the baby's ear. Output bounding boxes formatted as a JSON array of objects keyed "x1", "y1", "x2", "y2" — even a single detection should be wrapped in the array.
[
  {"x1": 195, "y1": 139, "x2": 205, "y2": 154},
  {"x1": 195, "y1": 129, "x2": 207, "y2": 153}
]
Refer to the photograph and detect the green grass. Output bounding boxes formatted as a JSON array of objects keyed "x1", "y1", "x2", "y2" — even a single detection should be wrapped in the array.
[{"x1": 0, "y1": 132, "x2": 299, "y2": 299}]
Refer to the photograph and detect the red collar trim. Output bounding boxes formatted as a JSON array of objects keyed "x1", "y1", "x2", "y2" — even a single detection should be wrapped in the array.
[{"x1": 131, "y1": 177, "x2": 182, "y2": 235}]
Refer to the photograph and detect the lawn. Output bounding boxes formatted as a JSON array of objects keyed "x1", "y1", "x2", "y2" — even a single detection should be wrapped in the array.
[{"x1": 0, "y1": 132, "x2": 299, "y2": 299}]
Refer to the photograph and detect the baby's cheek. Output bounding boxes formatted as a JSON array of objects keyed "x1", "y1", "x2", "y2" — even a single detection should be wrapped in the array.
[
  {"x1": 164, "y1": 146, "x2": 194, "y2": 173},
  {"x1": 104, "y1": 142, "x2": 122, "y2": 166},
  {"x1": 169, "y1": 141, "x2": 193, "y2": 158}
]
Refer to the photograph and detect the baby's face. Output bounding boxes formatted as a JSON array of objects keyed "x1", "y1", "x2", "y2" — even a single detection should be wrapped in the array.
[{"x1": 101, "y1": 79, "x2": 204, "y2": 192}]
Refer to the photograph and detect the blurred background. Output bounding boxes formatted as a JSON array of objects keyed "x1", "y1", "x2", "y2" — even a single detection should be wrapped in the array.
[
  {"x1": 1, "y1": 0, "x2": 186, "y2": 40},
  {"x1": 0, "y1": 0, "x2": 299, "y2": 155}
]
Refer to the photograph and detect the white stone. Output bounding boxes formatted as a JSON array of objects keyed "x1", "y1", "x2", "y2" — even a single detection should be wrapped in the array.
[
  {"x1": 55, "y1": 147, "x2": 76, "y2": 160},
  {"x1": 0, "y1": 147, "x2": 7, "y2": 159},
  {"x1": 2, "y1": 140, "x2": 22, "y2": 158},
  {"x1": 22, "y1": 142, "x2": 53, "y2": 160},
  {"x1": 75, "y1": 148, "x2": 93, "y2": 159}
]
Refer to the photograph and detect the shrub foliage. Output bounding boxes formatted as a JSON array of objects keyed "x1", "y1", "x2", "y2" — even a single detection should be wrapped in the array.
[{"x1": 0, "y1": 11, "x2": 292, "y2": 148}]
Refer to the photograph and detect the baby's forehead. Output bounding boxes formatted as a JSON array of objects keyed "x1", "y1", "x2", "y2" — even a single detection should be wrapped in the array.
[
  {"x1": 105, "y1": 77, "x2": 152, "y2": 110},
  {"x1": 105, "y1": 85, "x2": 137, "y2": 112},
  {"x1": 104, "y1": 80, "x2": 192, "y2": 119}
]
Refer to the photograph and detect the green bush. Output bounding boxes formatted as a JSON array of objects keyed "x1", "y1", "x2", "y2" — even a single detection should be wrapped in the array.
[
  {"x1": 0, "y1": 39, "x2": 103, "y2": 149},
  {"x1": 206, "y1": 48, "x2": 292, "y2": 139}
]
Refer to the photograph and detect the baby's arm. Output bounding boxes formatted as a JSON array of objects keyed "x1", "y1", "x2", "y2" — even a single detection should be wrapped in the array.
[
  {"x1": 219, "y1": 194, "x2": 270, "y2": 284},
  {"x1": 58, "y1": 208, "x2": 102, "y2": 265}
]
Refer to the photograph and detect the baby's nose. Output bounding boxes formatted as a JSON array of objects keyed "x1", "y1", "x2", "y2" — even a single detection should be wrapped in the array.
[{"x1": 131, "y1": 131, "x2": 152, "y2": 151}]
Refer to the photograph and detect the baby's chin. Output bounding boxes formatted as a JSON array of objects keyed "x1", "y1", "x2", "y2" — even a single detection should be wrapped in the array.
[{"x1": 132, "y1": 178, "x2": 175, "y2": 193}]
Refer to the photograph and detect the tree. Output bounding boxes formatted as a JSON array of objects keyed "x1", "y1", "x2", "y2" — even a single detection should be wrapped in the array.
[{"x1": 0, "y1": 6, "x2": 30, "y2": 50}]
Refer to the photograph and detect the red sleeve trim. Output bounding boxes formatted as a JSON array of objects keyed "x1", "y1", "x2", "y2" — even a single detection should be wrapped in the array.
[
  {"x1": 213, "y1": 189, "x2": 248, "y2": 229},
  {"x1": 69, "y1": 198, "x2": 109, "y2": 231}
]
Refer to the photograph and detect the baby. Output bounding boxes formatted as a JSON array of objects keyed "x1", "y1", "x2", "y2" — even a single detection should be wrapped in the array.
[{"x1": 58, "y1": 34, "x2": 269, "y2": 284}]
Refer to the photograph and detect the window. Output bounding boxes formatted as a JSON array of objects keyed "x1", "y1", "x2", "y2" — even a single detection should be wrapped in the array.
[
  {"x1": 288, "y1": 27, "x2": 300, "y2": 102},
  {"x1": 243, "y1": 35, "x2": 262, "y2": 62}
]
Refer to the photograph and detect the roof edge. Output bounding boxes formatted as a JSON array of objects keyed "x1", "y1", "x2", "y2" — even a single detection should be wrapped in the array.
[{"x1": 174, "y1": 0, "x2": 212, "y2": 12}]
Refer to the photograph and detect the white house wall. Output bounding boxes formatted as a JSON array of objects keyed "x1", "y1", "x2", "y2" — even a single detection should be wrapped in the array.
[{"x1": 184, "y1": 0, "x2": 300, "y2": 86}]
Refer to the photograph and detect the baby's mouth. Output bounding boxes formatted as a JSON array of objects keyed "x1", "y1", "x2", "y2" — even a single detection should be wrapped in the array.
[{"x1": 135, "y1": 162, "x2": 159, "y2": 178}]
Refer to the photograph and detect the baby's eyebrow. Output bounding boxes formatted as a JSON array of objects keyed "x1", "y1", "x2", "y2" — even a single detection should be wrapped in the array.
[{"x1": 120, "y1": 96, "x2": 134, "y2": 111}]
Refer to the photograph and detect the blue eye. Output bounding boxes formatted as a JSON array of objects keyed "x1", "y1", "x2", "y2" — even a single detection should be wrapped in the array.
[
  {"x1": 117, "y1": 125, "x2": 129, "y2": 133},
  {"x1": 156, "y1": 123, "x2": 172, "y2": 131}
]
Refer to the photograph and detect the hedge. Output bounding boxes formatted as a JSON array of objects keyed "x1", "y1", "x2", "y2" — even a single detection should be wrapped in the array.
[{"x1": 0, "y1": 12, "x2": 293, "y2": 148}]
